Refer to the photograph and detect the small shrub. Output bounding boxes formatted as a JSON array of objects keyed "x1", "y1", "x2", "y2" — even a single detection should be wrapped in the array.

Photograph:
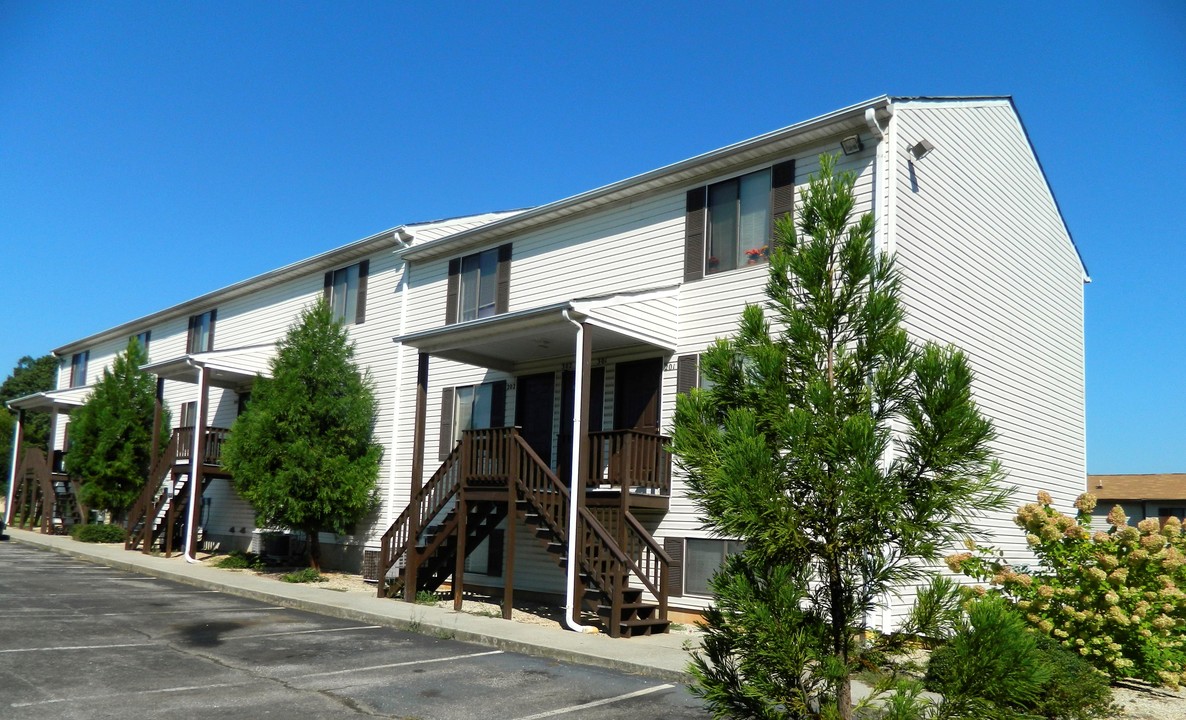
[
  {"x1": 280, "y1": 567, "x2": 327, "y2": 583},
  {"x1": 925, "y1": 595, "x2": 1050, "y2": 716},
  {"x1": 214, "y1": 551, "x2": 261, "y2": 570},
  {"x1": 70, "y1": 523, "x2": 127, "y2": 543},
  {"x1": 1030, "y1": 634, "x2": 1114, "y2": 720},
  {"x1": 415, "y1": 590, "x2": 439, "y2": 605}
]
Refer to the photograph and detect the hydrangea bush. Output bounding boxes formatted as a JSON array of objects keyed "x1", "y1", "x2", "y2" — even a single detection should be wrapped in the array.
[{"x1": 948, "y1": 491, "x2": 1186, "y2": 687}]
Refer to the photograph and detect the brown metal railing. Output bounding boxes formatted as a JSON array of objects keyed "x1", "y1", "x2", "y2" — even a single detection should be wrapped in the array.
[
  {"x1": 174, "y1": 426, "x2": 231, "y2": 466},
  {"x1": 585, "y1": 429, "x2": 672, "y2": 495}
]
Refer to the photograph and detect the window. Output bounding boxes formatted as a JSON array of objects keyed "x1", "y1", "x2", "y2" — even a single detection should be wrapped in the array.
[
  {"x1": 684, "y1": 160, "x2": 795, "y2": 282},
  {"x1": 133, "y1": 330, "x2": 151, "y2": 357},
  {"x1": 323, "y1": 260, "x2": 369, "y2": 325},
  {"x1": 446, "y1": 244, "x2": 511, "y2": 324},
  {"x1": 683, "y1": 538, "x2": 745, "y2": 596},
  {"x1": 707, "y1": 168, "x2": 771, "y2": 274},
  {"x1": 438, "y1": 380, "x2": 507, "y2": 460},
  {"x1": 70, "y1": 351, "x2": 88, "y2": 387},
  {"x1": 179, "y1": 401, "x2": 197, "y2": 428},
  {"x1": 187, "y1": 310, "x2": 216, "y2": 353}
]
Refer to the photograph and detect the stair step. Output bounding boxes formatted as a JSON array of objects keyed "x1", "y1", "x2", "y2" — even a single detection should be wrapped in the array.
[{"x1": 614, "y1": 618, "x2": 671, "y2": 637}]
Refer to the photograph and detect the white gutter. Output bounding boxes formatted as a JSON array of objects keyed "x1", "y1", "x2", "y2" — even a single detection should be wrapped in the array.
[
  {"x1": 182, "y1": 361, "x2": 206, "y2": 563},
  {"x1": 560, "y1": 309, "x2": 596, "y2": 633},
  {"x1": 4, "y1": 412, "x2": 19, "y2": 525}
]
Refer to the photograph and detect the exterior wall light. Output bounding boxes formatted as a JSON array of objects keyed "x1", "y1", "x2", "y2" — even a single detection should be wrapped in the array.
[
  {"x1": 840, "y1": 135, "x2": 863, "y2": 155},
  {"x1": 909, "y1": 139, "x2": 935, "y2": 161}
]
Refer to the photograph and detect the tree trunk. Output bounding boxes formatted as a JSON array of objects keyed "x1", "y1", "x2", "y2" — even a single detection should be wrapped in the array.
[
  {"x1": 830, "y1": 565, "x2": 853, "y2": 720},
  {"x1": 307, "y1": 529, "x2": 321, "y2": 571}
]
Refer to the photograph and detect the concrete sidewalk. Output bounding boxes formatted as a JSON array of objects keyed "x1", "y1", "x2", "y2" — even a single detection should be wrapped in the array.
[{"x1": 3, "y1": 528, "x2": 695, "y2": 683}]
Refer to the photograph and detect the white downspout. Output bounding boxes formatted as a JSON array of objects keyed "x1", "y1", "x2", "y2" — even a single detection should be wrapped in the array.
[
  {"x1": 561, "y1": 309, "x2": 596, "y2": 633},
  {"x1": 388, "y1": 230, "x2": 414, "y2": 526},
  {"x1": 183, "y1": 362, "x2": 206, "y2": 563},
  {"x1": 4, "y1": 409, "x2": 20, "y2": 525}
]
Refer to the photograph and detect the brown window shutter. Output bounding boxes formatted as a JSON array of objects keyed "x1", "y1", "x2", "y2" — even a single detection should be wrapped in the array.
[
  {"x1": 438, "y1": 387, "x2": 455, "y2": 460},
  {"x1": 323, "y1": 271, "x2": 333, "y2": 305},
  {"x1": 771, "y1": 159, "x2": 796, "y2": 230},
  {"x1": 664, "y1": 536, "x2": 683, "y2": 597},
  {"x1": 676, "y1": 354, "x2": 699, "y2": 395},
  {"x1": 496, "y1": 243, "x2": 512, "y2": 314},
  {"x1": 445, "y1": 258, "x2": 461, "y2": 325},
  {"x1": 186, "y1": 315, "x2": 197, "y2": 353},
  {"x1": 490, "y1": 380, "x2": 507, "y2": 428},
  {"x1": 207, "y1": 309, "x2": 216, "y2": 351},
  {"x1": 683, "y1": 187, "x2": 707, "y2": 282},
  {"x1": 355, "y1": 260, "x2": 369, "y2": 324}
]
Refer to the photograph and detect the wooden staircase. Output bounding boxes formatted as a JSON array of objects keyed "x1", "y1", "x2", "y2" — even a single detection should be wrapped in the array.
[
  {"x1": 378, "y1": 427, "x2": 671, "y2": 638},
  {"x1": 125, "y1": 429, "x2": 222, "y2": 555}
]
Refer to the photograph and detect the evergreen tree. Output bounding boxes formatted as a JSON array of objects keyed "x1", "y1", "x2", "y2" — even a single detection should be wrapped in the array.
[
  {"x1": 1, "y1": 354, "x2": 59, "y2": 491},
  {"x1": 65, "y1": 339, "x2": 166, "y2": 517},
  {"x1": 222, "y1": 299, "x2": 381, "y2": 570},
  {"x1": 670, "y1": 155, "x2": 1011, "y2": 720}
]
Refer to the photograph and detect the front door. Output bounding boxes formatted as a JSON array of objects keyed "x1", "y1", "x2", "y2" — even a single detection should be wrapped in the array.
[
  {"x1": 613, "y1": 357, "x2": 663, "y2": 433},
  {"x1": 515, "y1": 373, "x2": 554, "y2": 466}
]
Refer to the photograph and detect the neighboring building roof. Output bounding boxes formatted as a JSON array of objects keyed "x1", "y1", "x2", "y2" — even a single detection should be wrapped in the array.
[
  {"x1": 52, "y1": 211, "x2": 523, "y2": 357},
  {"x1": 6, "y1": 386, "x2": 93, "y2": 412},
  {"x1": 1088, "y1": 474, "x2": 1186, "y2": 502}
]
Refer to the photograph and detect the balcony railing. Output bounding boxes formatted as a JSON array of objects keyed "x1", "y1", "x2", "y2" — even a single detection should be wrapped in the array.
[
  {"x1": 585, "y1": 429, "x2": 671, "y2": 495},
  {"x1": 174, "y1": 426, "x2": 232, "y2": 466}
]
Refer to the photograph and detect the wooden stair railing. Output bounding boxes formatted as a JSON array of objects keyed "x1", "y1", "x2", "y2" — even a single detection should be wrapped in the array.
[
  {"x1": 377, "y1": 443, "x2": 463, "y2": 598},
  {"x1": 510, "y1": 431, "x2": 671, "y2": 637},
  {"x1": 125, "y1": 431, "x2": 181, "y2": 552},
  {"x1": 11, "y1": 447, "x2": 54, "y2": 533}
]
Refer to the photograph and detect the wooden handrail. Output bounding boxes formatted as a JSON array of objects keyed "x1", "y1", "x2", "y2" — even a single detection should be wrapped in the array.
[
  {"x1": 174, "y1": 426, "x2": 232, "y2": 465},
  {"x1": 125, "y1": 431, "x2": 180, "y2": 551},
  {"x1": 377, "y1": 443, "x2": 462, "y2": 595},
  {"x1": 585, "y1": 429, "x2": 672, "y2": 494}
]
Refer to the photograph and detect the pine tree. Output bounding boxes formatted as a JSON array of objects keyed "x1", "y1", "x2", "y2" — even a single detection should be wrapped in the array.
[
  {"x1": 222, "y1": 299, "x2": 381, "y2": 570},
  {"x1": 65, "y1": 338, "x2": 166, "y2": 517},
  {"x1": 670, "y1": 155, "x2": 1011, "y2": 719}
]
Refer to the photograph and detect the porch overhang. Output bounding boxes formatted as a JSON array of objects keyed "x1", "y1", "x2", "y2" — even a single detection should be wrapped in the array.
[
  {"x1": 395, "y1": 287, "x2": 679, "y2": 371},
  {"x1": 142, "y1": 344, "x2": 275, "y2": 390},
  {"x1": 6, "y1": 386, "x2": 93, "y2": 413}
]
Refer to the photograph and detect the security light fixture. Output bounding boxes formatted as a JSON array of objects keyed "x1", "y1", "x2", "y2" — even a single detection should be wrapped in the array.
[
  {"x1": 909, "y1": 139, "x2": 935, "y2": 161},
  {"x1": 840, "y1": 135, "x2": 863, "y2": 155}
]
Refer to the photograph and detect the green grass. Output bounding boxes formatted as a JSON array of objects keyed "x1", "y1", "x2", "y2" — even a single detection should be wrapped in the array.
[{"x1": 280, "y1": 567, "x2": 328, "y2": 583}]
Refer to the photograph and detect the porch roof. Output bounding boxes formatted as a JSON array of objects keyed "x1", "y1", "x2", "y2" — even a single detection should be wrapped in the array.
[
  {"x1": 6, "y1": 385, "x2": 93, "y2": 413},
  {"x1": 396, "y1": 287, "x2": 679, "y2": 371},
  {"x1": 142, "y1": 344, "x2": 275, "y2": 390}
]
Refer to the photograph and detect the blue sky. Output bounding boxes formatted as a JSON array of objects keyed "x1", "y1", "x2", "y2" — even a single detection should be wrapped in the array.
[{"x1": 1, "y1": 2, "x2": 1182, "y2": 474}]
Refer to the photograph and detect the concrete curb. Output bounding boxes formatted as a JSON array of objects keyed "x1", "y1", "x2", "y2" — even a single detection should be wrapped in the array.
[{"x1": 6, "y1": 530, "x2": 694, "y2": 683}]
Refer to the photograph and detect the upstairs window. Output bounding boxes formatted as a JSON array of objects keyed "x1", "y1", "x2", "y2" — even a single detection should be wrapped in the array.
[
  {"x1": 133, "y1": 330, "x2": 151, "y2": 358},
  {"x1": 323, "y1": 260, "x2": 369, "y2": 325},
  {"x1": 70, "y1": 351, "x2": 89, "y2": 387},
  {"x1": 684, "y1": 159, "x2": 795, "y2": 282},
  {"x1": 445, "y1": 244, "x2": 511, "y2": 324},
  {"x1": 707, "y1": 168, "x2": 772, "y2": 274},
  {"x1": 187, "y1": 310, "x2": 216, "y2": 353}
]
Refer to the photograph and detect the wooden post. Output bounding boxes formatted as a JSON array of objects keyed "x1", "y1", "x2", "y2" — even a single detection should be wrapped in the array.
[
  {"x1": 405, "y1": 353, "x2": 430, "y2": 603},
  {"x1": 150, "y1": 378, "x2": 164, "y2": 471},
  {"x1": 453, "y1": 432, "x2": 471, "y2": 611},
  {"x1": 504, "y1": 433, "x2": 518, "y2": 620}
]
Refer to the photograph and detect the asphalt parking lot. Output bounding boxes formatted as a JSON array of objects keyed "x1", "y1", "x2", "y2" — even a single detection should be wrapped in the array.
[{"x1": 0, "y1": 541, "x2": 708, "y2": 719}]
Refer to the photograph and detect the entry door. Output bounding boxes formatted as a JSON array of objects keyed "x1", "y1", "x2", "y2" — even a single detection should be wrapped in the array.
[
  {"x1": 613, "y1": 357, "x2": 663, "y2": 433},
  {"x1": 557, "y1": 367, "x2": 605, "y2": 483},
  {"x1": 515, "y1": 373, "x2": 555, "y2": 466}
]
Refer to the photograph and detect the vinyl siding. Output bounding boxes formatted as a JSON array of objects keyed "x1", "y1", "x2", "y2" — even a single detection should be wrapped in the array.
[{"x1": 886, "y1": 100, "x2": 1085, "y2": 624}]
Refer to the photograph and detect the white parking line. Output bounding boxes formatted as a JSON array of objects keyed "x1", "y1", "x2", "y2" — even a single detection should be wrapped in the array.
[
  {"x1": 511, "y1": 684, "x2": 677, "y2": 719},
  {"x1": 0, "y1": 642, "x2": 156, "y2": 654},
  {"x1": 229, "y1": 624, "x2": 382, "y2": 640},
  {"x1": 295, "y1": 649, "x2": 504, "y2": 678},
  {"x1": 0, "y1": 607, "x2": 285, "y2": 620},
  {"x1": 10, "y1": 682, "x2": 249, "y2": 707}
]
